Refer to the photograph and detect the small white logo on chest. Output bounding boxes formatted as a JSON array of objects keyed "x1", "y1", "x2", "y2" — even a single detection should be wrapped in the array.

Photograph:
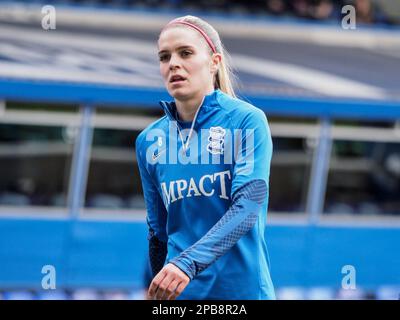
[
  {"x1": 151, "y1": 137, "x2": 166, "y2": 161},
  {"x1": 207, "y1": 127, "x2": 225, "y2": 155}
]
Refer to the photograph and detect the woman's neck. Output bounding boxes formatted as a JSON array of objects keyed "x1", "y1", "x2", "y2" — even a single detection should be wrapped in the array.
[{"x1": 175, "y1": 89, "x2": 214, "y2": 122}]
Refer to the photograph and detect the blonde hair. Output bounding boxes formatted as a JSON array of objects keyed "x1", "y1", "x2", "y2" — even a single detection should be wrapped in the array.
[{"x1": 161, "y1": 15, "x2": 237, "y2": 98}]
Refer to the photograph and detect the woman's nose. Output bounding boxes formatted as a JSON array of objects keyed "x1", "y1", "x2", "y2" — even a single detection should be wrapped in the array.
[{"x1": 169, "y1": 54, "x2": 180, "y2": 70}]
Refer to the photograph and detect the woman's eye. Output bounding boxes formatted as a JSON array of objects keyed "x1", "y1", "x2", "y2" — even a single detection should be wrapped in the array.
[
  {"x1": 159, "y1": 54, "x2": 169, "y2": 62},
  {"x1": 181, "y1": 50, "x2": 192, "y2": 57}
]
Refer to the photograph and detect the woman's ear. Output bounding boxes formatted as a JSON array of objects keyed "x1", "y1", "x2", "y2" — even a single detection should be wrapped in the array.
[{"x1": 210, "y1": 53, "x2": 222, "y2": 74}]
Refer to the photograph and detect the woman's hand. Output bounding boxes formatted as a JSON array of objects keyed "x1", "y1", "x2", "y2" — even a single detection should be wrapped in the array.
[{"x1": 148, "y1": 263, "x2": 190, "y2": 300}]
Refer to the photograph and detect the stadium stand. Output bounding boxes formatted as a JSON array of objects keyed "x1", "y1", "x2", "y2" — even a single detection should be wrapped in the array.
[{"x1": 0, "y1": 0, "x2": 399, "y2": 300}]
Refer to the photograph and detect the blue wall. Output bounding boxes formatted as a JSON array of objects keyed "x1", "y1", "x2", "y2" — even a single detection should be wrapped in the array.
[
  {"x1": 266, "y1": 225, "x2": 400, "y2": 288},
  {"x1": 0, "y1": 218, "x2": 399, "y2": 290},
  {"x1": 0, "y1": 218, "x2": 148, "y2": 290}
]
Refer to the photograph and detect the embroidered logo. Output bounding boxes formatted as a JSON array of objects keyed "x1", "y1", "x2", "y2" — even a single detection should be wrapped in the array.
[
  {"x1": 207, "y1": 127, "x2": 225, "y2": 155},
  {"x1": 152, "y1": 137, "x2": 166, "y2": 161},
  {"x1": 152, "y1": 148, "x2": 166, "y2": 161}
]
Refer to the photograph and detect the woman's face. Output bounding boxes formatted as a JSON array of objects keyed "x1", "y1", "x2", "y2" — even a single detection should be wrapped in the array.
[{"x1": 158, "y1": 26, "x2": 219, "y2": 101}]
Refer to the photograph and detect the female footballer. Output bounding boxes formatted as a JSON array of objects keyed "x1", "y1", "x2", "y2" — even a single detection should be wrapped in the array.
[{"x1": 135, "y1": 15, "x2": 275, "y2": 300}]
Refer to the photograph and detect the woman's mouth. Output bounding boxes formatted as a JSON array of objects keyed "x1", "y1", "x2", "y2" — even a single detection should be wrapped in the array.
[{"x1": 170, "y1": 75, "x2": 187, "y2": 84}]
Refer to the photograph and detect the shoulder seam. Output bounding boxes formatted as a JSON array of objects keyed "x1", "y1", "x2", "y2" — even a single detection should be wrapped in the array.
[{"x1": 213, "y1": 94, "x2": 235, "y2": 128}]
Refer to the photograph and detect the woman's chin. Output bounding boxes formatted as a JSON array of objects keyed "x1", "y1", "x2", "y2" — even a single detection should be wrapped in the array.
[{"x1": 169, "y1": 88, "x2": 191, "y2": 100}]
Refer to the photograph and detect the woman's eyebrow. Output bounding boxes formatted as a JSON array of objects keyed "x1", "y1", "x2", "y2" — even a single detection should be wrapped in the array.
[
  {"x1": 158, "y1": 45, "x2": 194, "y2": 55},
  {"x1": 158, "y1": 49, "x2": 168, "y2": 55}
]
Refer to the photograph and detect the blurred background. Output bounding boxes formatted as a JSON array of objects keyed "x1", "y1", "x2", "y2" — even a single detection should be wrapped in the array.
[{"x1": 0, "y1": 0, "x2": 399, "y2": 300}]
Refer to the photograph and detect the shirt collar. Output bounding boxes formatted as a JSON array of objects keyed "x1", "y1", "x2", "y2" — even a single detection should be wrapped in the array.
[{"x1": 159, "y1": 89, "x2": 220, "y2": 123}]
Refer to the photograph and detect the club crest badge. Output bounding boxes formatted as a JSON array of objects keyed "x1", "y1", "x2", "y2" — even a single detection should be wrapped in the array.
[{"x1": 207, "y1": 127, "x2": 226, "y2": 155}]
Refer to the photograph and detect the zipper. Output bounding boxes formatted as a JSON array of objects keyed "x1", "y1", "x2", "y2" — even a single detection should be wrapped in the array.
[
  {"x1": 178, "y1": 96, "x2": 205, "y2": 154},
  {"x1": 161, "y1": 97, "x2": 205, "y2": 155}
]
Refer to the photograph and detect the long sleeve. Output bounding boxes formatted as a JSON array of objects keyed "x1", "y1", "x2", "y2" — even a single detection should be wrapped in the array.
[
  {"x1": 169, "y1": 179, "x2": 268, "y2": 280},
  {"x1": 136, "y1": 134, "x2": 168, "y2": 277},
  {"x1": 169, "y1": 109, "x2": 273, "y2": 280}
]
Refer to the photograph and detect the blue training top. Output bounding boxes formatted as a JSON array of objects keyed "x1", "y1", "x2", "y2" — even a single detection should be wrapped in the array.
[{"x1": 136, "y1": 89, "x2": 275, "y2": 299}]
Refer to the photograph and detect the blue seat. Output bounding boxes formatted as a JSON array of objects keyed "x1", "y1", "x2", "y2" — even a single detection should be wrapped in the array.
[
  {"x1": 87, "y1": 194, "x2": 124, "y2": 209},
  {"x1": 0, "y1": 192, "x2": 30, "y2": 206}
]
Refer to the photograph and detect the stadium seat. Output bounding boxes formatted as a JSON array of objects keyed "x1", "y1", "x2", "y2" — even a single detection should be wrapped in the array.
[
  {"x1": 0, "y1": 192, "x2": 30, "y2": 206},
  {"x1": 50, "y1": 193, "x2": 67, "y2": 207},
  {"x1": 87, "y1": 194, "x2": 125, "y2": 209},
  {"x1": 125, "y1": 195, "x2": 145, "y2": 209},
  {"x1": 325, "y1": 202, "x2": 355, "y2": 215}
]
